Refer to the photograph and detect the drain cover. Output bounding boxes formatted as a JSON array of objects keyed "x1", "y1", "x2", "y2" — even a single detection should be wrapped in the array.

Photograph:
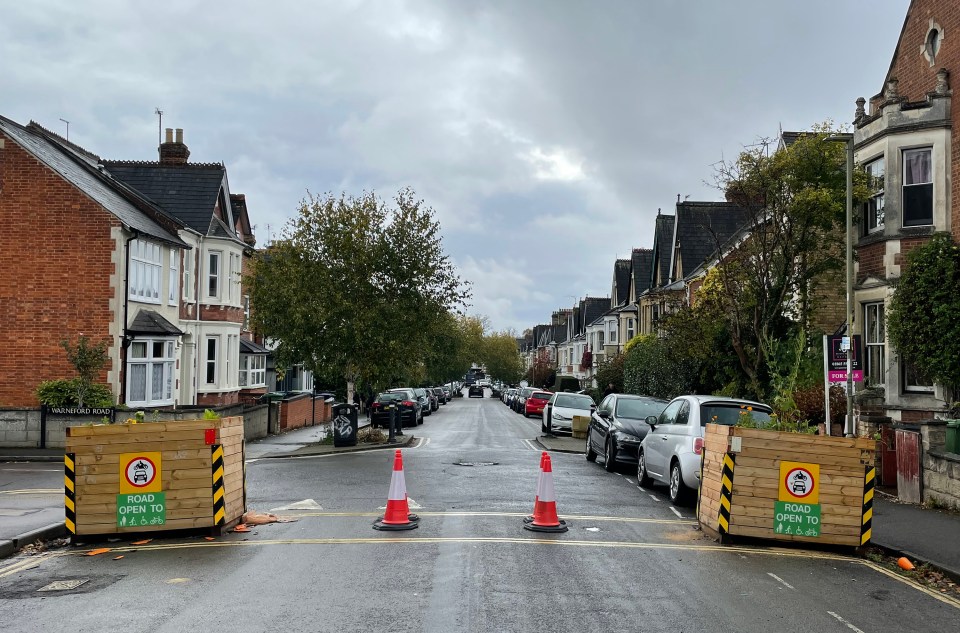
[
  {"x1": 454, "y1": 461, "x2": 499, "y2": 467},
  {"x1": 38, "y1": 579, "x2": 89, "y2": 592}
]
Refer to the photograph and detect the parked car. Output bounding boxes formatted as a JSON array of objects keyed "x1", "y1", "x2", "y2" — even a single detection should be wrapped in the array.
[
  {"x1": 370, "y1": 392, "x2": 419, "y2": 428},
  {"x1": 638, "y1": 395, "x2": 773, "y2": 504},
  {"x1": 387, "y1": 388, "x2": 424, "y2": 425},
  {"x1": 542, "y1": 391, "x2": 595, "y2": 433},
  {"x1": 513, "y1": 387, "x2": 535, "y2": 412},
  {"x1": 431, "y1": 387, "x2": 447, "y2": 405},
  {"x1": 468, "y1": 384, "x2": 484, "y2": 398},
  {"x1": 503, "y1": 388, "x2": 516, "y2": 405},
  {"x1": 586, "y1": 394, "x2": 668, "y2": 472},
  {"x1": 524, "y1": 391, "x2": 552, "y2": 418},
  {"x1": 440, "y1": 385, "x2": 452, "y2": 401},
  {"x1": 411, "y1": 387, "x2": 433, "y2": 416}
]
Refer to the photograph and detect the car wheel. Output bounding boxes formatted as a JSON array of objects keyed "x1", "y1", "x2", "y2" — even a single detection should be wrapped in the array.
[
  {"x1": 604, "y1": 438, "x2": 617, "y2": 472},
  {"x1": 637, "y1": 451, "x2": 653, "y2": 488},
  {"x1": 669, "y1": 460, "x2": 690, "y2": 505},
  {"x1": 585, "y1": 432, "x2": 597, "y2": 462}
]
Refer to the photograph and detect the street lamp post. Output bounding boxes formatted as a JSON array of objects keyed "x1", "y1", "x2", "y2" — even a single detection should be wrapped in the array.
[{"x1": 827, "y1": 133, "x2": 856, "y2": 437}]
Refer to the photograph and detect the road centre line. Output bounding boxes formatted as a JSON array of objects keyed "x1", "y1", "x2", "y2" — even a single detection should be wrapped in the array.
[
  {"x1": 767, "y1": 572, "x2": 795, "y2": 589},
  {"x1": 0, "y1": 468, "x2": 60, "y2": 472},
  {"x1": 669, "y1": 506, "x2": 683, "y2": 519},
  {"x1": 827, "y1": 611, "x2": 867, "y2": 633},
  {"x1": 522, "y1": 439, "x2": 539, "y2": 451}
]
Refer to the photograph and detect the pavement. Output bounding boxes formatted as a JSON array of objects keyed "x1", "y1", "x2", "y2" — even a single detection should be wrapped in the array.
[{"x1": 4, "y1": 400, "x2": 960, "y2": 588}]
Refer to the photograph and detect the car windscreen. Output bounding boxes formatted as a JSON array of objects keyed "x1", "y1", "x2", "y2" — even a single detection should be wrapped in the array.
[
  {"x1": 616, "y1": 398, "x2": 666, "y2": 419},
  {"x1": 520, "y1": 388, "x2": 534, "y2": 397},
  {"x1": 554, "y1": 394, "x2": 594, "y2": 410},
  {"x1": 376, "y1": 393, "x2": 403, "y2": 403},
  {"x1": 700, "y1": 403, "x2": 773, "y2": 426},
  {"x1": 531, "y1": 392, "x2": 552, "y2": 401}
]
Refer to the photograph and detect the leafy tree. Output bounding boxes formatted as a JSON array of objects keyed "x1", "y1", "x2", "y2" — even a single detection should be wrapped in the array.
[
  {"x1": 594, "y1": 353, "x2": 625, "y2": 394},
  {"x1": 246, "y1": 189, "x2": 469, "y2": 401},
  {"x1": 482, "y1": 330, "x2": 524, "y2": 384},
  {"x1": 622, "y1": 335, "x2": 695, "y2": 399},
  {"x1": 888, "y1": 232, "x2": 960, "y2": 396},
  {"x1": 709, "y1": 125, "x2": 868, "y2": 400},
  {"x1": 59, "y1": 335, "x2": 111, "y2": 407},
  {"x1": 525, "y1": 353, "x2": 555, "y2": 389}
]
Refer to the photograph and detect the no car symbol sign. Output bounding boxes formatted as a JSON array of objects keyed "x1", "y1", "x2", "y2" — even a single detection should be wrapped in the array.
[{"x1": 119, "y1": 452, "x2": 163, "y2": 494}]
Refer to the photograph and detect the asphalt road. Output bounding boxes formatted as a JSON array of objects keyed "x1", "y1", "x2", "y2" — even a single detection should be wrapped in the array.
[
  {"x1": 0, "y1": 463, "x2": 63, "y2": 542},
  {"x1": 1, "y1": 391, "x2": 958, "y2": 632}
]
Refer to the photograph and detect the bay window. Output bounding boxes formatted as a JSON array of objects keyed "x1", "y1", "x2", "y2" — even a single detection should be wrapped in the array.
[
  {"x1": 863, "y1": 157, "x2": 885, "y2": 233},
  {"x1": 902, "y1": 148, "x2": 933, "y2": 227},
  {"x1": 130, "y1": 239, "x2": 162, "y2": 303},
  {"x1": 864, "y1": 303, "x2": 885, "y2": 387},
  {"x1": 127, "y1": 338, "x2": 175, "y2": 406}
]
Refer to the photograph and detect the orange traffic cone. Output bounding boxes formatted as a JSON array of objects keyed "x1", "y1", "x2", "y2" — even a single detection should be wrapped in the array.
[
  {"x1": 373, "y1": 450, "x2": 419, "y2": 531},
  {"x1": 524, "y1": 452, "x2": 547, "y2": 524},
  {"x1": 524, "y1": 453, "x2": 568, "y2": 533}
]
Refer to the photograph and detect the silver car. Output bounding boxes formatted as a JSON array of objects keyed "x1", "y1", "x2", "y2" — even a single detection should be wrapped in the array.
[{"x1": 637, "y1": 395, "x2": 772, "y2": 504}]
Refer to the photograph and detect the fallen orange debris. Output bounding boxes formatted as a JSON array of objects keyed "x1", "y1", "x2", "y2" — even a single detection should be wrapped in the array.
[
  {"x1": 898, "y1": 557, "x2": 915, "y2": 571},
  {"x1": 84, "y1": 548, "x2": 111, "y2": 556},
  {"x1": 112, "y1": 556, "x2": 125, "y2": 561},
  {"x1": 130, "y1": 539, "x2": 153, "y2": 545}
]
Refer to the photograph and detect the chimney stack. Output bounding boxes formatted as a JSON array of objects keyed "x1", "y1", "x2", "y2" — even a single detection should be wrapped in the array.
[{"x1": 159, "y1": 127, "x2": 190, "y2": 165}]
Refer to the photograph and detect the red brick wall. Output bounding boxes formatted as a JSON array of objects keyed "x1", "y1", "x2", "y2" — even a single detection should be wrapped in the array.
[
  {"x1": 901, "y1": 409, "x2": 937, "y2": 423},
  {"x1": 0, "y1": 133, "x2": 119, "y2": 406},
  {"x1": 197, "y1": 390, "x2": 240, "y2": 407},
  {"x1": 278, "y1": 393, "x2": 320, "y2": 430},
  {"x1": 857, "y1": 241, "x2": 885, "y2": 280},
  {"x1": 199, "y1": 304, "x2": 243, "y2": 322},
  {"x1": 884, "y1": 0, "x2": 960, "y2": 238}
]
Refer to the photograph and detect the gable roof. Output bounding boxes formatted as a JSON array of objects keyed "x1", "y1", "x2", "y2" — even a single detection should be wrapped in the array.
[
  {"x1": 128, "y1": 309, "x2": 183, "y2": 336},
  {"x1": 651, "y1": 213, "x2": 675, "y2": 288},
  {"x1": 613, "y1": 259, "x2": 631, "y2": 306},
  {"x1": 631, "y1": 248, "x2": 653, "y2": 300},
  {"x1": 103, "y1": 160, "x2": 233, "y2": 237},
  {"x1": 670, "y1": 201, "x2": 749, "y2": 281},
  {"x1": 582, "y1": 296, "x2": 609, "y2": 330},
  {"x1": 0, "y1": 116, "x2": 187, "y2": 247}
]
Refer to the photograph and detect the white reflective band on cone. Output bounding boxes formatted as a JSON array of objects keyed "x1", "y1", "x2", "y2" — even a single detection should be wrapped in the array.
[
  {"x1": 538, "y1": 470, "x2": 556, "y2": 503},
  {"x1": 387, "y1": 470, "x2": 407, "y2": 501}
]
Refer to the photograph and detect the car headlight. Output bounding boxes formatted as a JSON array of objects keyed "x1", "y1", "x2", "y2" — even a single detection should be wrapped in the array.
[
  {"x1": 552, "y1": 413, "x2": 570, "y2": 421},
  {"x1": 612, "y1": 430, "x2": 641, "y2": 444}
]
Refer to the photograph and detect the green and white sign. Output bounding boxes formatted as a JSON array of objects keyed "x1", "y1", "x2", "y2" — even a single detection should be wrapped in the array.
[
  {"x1": 774, "y1": 501, "x2": 820, "y2": 537},
  {"x1": 116, "y1": 492, "x2": 166, "y2": 527}
]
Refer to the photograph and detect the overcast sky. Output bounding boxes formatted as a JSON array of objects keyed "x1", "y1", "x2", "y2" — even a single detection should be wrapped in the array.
[{"x1": 1, "y1": 1, "x2": 908, "y2": 332}]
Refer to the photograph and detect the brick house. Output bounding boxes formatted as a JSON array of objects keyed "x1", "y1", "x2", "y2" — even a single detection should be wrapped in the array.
[
  {"x1": 0, "y1": 117, "x2": 265, "y2": 408},
  {"x1": 851, "y1": 0, "x2": 958, "y2": 422}
]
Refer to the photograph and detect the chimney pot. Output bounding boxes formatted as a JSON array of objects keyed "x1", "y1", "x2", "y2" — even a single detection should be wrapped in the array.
[
  {"x1": 175, "y1": 128, "x2": 183, "y2": 143},
  {"x1": 164, "y1": 128, "x2": 173, "y2": 143}
]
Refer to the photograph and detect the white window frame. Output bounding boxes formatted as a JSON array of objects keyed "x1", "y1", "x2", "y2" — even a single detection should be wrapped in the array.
[
  {"x1": 208, "y1": 251, "x2": 222, "y2": 300},
  {"x1": 864, "y1": 302, "x2": 885, "y2": 388},
  {"x1": 205, "y1": 335, "x2": 220, "y2": 385},
  {"x1": 902, "y1": 360, "x2": 934, "y2": 394},
  {"x1": 902, "y1": 147, "x2": 933, "y2": 228},
  {"x1": 627, "y1": 317, "x2": 635, "y2": 340},
  {"x1": 182, "y1": 250, "x2": 194, "y2": 301},
  {"x1": 126, "y1": 337, "x2": 175, "y2": 406},
  {"x1": 129, "y1": 239, "x2": 162, "y2": 304},
  {"x1": 239, "y1": 354, "x2": 267, "y2": 387},
  {"x1": 168, "y1": 247, "x2": 179, "y2": 306},
  {"x1": 864, "y1": 156, "x2": 885, "y2": 234}
]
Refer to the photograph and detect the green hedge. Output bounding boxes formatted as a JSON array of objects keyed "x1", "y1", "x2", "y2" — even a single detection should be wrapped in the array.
[{"x1": 35, "y1": 379, "x2": 114, "y2": 407}]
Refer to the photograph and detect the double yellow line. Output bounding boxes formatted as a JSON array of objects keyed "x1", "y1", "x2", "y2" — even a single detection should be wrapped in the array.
[
  {"x1": 0, "y1": 489, "x2": 61, "y2": 495},
  {"x1": 0, "y1": 552, "x2": 63, "y2": 579}
]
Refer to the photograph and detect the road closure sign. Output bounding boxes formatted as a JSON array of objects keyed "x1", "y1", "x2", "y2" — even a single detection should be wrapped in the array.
[
  {"x1": 119, "y1": 452, "x2": 162, "y2": 494},
  {"x1": 774, "y1": 461, "x2": 821, "y2": 537},
  {"x1": 779, "y1": 461, "x2": 819, "y2": 504}
]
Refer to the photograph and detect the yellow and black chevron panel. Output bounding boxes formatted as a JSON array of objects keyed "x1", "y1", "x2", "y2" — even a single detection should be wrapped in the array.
[
  {"x1": 718, "y1": 453, "x2": 736, "y2": 536},
  {"x1": 861, "y1": 465, "x2": 876, "y2": 545},
  {"x1": 64, "y1": 452, "x2": 76, "y2": 534},
  {"x1": 212, "y1": 444, "x2": 225, "y2": 526},
  {"x1": 696, "y1": 447, "x2": 706, "y2": 519}
]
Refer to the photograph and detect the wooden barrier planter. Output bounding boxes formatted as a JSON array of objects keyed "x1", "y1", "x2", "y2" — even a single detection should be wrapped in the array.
[
  {"x1": 697, "y1": 424, "x2": 876, "y2": 547},
  {"x1": 64, "y1": 416, "x2": 246, "y2": 537}
]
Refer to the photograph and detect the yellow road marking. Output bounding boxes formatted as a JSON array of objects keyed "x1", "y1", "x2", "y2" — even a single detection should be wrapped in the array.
[
  {"x1": 0, "y1": 553, "x2": 62, "y2": 579},
  {"x1": 857, "y1": 559, "x2": 960, "y2": 610},
  {"x1": 280, "y1": 511, "x2": 695, "y2": 525},
  {"x1": 0, "y1": 489, "x2": 61, "y2": 495}
]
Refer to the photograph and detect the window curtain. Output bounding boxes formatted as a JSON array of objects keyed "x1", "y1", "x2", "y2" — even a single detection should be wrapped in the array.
[{"x1": 905, "y1": 150, "x2": 931, "y2": 185}]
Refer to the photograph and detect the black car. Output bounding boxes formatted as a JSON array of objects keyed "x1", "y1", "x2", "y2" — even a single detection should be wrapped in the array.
[
  {"x1": 586, "y1": 394, "x2": 669, "y2": 472},
  {"x1": 468, "y1": 384, "x2": 484, "y2": 398},
  {"x1": 431, "y1": 387, "x2": 447, "y2": 405},
  {"x1": 370, "y1": 392, "x2": 419, "y2": 428}
]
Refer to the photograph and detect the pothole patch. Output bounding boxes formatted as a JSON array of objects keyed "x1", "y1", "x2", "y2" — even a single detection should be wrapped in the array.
[
  {"x1": 38, "y1": 579, "x2": 89, "y2": 592},
  {"x1": 453, "y1": 461, "x2": 499, "y2": 467}
]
